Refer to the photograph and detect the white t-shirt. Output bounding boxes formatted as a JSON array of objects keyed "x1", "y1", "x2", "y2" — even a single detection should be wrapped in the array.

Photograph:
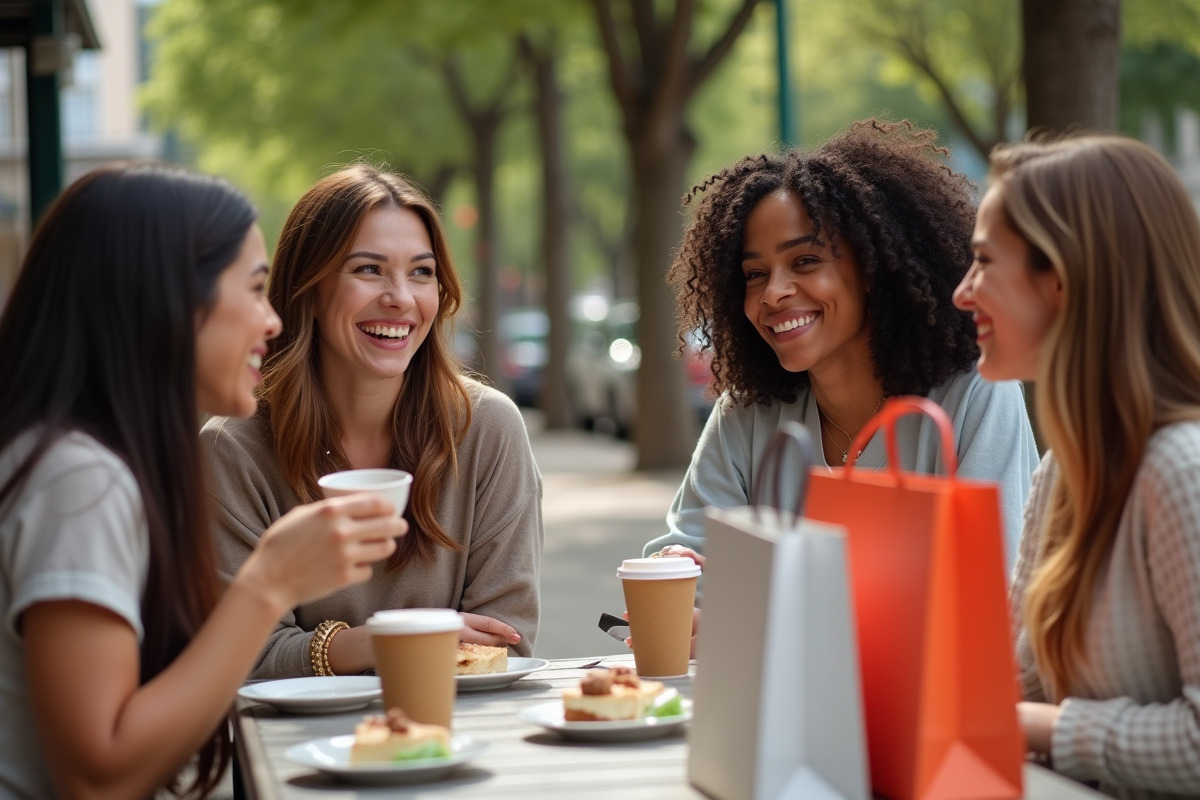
[{"x1": 0, "y1": 430, "x2": 148, "y2": 800}]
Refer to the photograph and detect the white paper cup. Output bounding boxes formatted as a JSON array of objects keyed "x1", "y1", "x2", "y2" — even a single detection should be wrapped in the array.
[
  {"x1": 318, "y1": 468, "x2": 413, "y2": 516},
  {"x1": 618, "y1": 557, "x2": 701, "y2": 678},
  {"x1": 366, "y1": 609, "x2": 463, "y2": 728}
]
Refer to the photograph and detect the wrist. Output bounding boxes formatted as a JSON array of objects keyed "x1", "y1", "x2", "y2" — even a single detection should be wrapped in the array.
[
  {"x1": 232, "y1": 554, "x2": 296, "y2": 619},
  {"x1": 227, "y1": 566, "x2": 292, "y2": 622},
  {"x1": 1018, "y1": 701, "x2": 1062, "y2": 756},
  {"x1": 310, "y1": 620, "x2": 350, "y2": 676},
  {"x1": 327, "y1": 624, "x2": 374, "y2": 675}
]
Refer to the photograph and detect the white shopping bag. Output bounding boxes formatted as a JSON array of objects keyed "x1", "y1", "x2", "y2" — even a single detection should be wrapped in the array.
[{"x1": 687, "y1": 423, "x2": 869, "y2": 800}]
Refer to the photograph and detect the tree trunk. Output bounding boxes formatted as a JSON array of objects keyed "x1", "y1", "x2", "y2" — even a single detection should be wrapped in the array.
[
  {"x1": 527, "y1": 36, "x2": 575, "y2": 429},
  {"x1": 472, "y1": 118, "x2": 505, "y2": 393},
  {"x1": 1021, "y1": 0, "x2": 1121, "y2": 452},
  {"x1": 423, "y1": 164, "x2": 458, "y2": 211},
  {"x1": 589, "y1": 0, "x2": 760, "y2": 469},
  {"x1": 441, "y1": 57, "x2": 516, "y2": 393},
  {"x1": 1023, "y1": 0, "x2": 1121, "y2": 133},
  {"x1": 630, "y1": 121, "x2": 698, "y2": 470}
]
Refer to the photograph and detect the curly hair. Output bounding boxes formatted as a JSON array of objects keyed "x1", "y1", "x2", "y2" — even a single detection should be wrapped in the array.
[{"x1": 670, "y1": 119, "x2": 981, "y2": 405}]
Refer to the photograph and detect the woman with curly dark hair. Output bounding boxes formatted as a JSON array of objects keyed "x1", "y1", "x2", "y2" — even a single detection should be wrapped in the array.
[{"x1": 645, "y1": 119, "x2": 1038, "y2": 570}]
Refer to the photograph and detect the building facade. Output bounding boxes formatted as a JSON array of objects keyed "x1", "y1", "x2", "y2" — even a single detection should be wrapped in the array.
[{"x1": 0, "y1": 0, "x2": 160, "y2": 300}]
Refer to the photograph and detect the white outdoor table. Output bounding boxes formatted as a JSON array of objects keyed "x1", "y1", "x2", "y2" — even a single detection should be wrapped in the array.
[{"x1": 233, "y1": 654, "x2": 1104, "y2": 800}]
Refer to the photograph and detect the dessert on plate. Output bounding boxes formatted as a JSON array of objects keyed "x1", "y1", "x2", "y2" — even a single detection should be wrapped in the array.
[
  {"x1": 349, "y1": 708, "x2": 451, "y2": 763},
  {"x1": 455, "y1": 642, "x2": 508, "y2": 675},
  {"x1": 562, "y1": 667, "x2": 671, "y2": 721}
]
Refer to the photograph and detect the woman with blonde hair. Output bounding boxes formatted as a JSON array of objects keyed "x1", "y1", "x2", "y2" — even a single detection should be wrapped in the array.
[
  {"x1": 202, "y1": 164, "x2": 543, "y2": 678},
  {"x1": 954, "y1": 134, "x2": 1200, "y2": 798}
]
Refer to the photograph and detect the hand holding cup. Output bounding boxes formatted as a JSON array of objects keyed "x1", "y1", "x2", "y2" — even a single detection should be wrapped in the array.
[
  {"x1": 650, "y1": 544, "x2": 706, "y2": 568},
  {"x1": 241, "y1": 494, "x2": 405, "y2": 613},
  {"x1": 618, "y1": 557, "x2": 701, "y2": 678}
]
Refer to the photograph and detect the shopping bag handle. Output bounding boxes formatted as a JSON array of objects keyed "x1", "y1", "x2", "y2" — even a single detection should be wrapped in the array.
[
  {"x1": 750, "y1": 421, "x2": 818, "y2": 526},
  {"x1": 844, "y1": 395, "x2": 957, "y2": 478}
]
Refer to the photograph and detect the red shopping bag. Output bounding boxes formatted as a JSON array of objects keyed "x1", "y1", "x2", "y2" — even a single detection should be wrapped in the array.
[{"x1": 805, "y1": 397, "x2": 1023, "y2": 800}]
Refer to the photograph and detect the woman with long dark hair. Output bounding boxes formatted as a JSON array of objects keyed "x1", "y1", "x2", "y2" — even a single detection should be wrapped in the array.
[
  {"x1": 202, "y1": 164, "x2": 542, "y2": 678},
  {"x1": 0, "y1": 163, "x2": 402, "y2": 799}
]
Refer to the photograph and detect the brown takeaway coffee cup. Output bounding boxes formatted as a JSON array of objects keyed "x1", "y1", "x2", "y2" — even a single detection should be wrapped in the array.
[
  {"x1": 619, "y1": 557, "x2": 701, "y2": 678},
  {"x1": 366, "y1": 608, "x2": 463, "y2": 728}
]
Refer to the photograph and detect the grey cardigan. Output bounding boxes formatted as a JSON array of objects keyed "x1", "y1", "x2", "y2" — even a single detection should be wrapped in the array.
[{"x1": 645, "y1": 369, "x2": 1038, "y2": 571}]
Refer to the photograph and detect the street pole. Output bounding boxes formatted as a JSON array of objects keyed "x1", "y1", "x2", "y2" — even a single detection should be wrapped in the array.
[
  {"x1": 27, "y1": 0, "x2": 66, "y2": 225},
  {"x1": 774, "y1": 0, "x2": 796, "y2": 150}
]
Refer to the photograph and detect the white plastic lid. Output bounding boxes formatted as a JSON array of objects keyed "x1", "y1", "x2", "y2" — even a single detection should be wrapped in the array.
[
  {"x1": 318, "y1": 469, "x2": 412, "y2": 490},
  {"x1": 365, "y1": 608, "x2": 463, "y2": 634},
  {"x1": 616, "y1": 557, "x2": 702, "y2": 580}
]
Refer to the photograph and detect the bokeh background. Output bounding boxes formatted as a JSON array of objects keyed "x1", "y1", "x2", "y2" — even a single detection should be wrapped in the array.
[{"x1": 0, "y1": 0, "x2": 1197, "y2": 467}]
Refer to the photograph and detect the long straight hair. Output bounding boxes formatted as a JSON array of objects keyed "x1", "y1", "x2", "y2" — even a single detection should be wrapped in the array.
[
  {"x1": 262, "y1": 164, "x2": 470, "y2": 566},
  {"x1": 0, "y1": 163, "x2": 256, "y2": 798},
  {"x1": 992, "y1": 137, "x2": 1200, "y2": 698}
]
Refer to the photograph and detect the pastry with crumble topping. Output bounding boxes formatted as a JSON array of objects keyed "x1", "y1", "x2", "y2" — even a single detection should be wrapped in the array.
[
  {"x1": 561, "y1": 667, "x2": 665, "y2": 721},
  {"x1": 349, "y1": 708, "x2": 451, "y2": 763},
  {"x1": 455, "y1": 643, "x2": 508, "y2": 675}
]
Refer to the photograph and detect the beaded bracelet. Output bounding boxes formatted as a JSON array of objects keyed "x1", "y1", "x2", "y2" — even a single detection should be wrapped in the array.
[{"x1": 310, "y1": 620, "x2": 349, "y2": 677}]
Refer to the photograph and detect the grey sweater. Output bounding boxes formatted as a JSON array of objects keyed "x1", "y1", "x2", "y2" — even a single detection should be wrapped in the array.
[
  {"x1": 201, "y1": 379, "x2": 543, "y2": 678},
  {"x1": 645, "y1": 369, "x2": 1038, "y2": 571}
]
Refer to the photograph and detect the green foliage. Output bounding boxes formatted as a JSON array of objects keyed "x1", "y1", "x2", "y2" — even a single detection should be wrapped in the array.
[
  {"x1": 688, "y1": 3, "x2": 776, "y2": 177},
  {"x1": 143, "y1": 0, "x2": 470, "y2": 248},
  {"x1": 826, "y1": 0, "x2": 1021, "y2": 158},
  {"x1": 1121, "y1": 0, "x2": 1200, "y2": 150},
  {"x1": 144, "y1": 0, "x2": 608, "y2": 295},
  {"x1": 1120, "y1": 40, "x2": 1200, "y2": 146},
  {"x1": 1125, "y1": 0, "x2": 1200, "y2": 51},
  {"x1": 142, "y1": 0, "x2": 1200, "y2": 311}
]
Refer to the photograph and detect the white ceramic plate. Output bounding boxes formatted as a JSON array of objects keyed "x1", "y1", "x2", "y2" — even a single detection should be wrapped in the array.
[
  {"x1": 519, "y1": 697, "x2": 692, "y2": 742},
  {"x1": 456, "y1": 657, "x2": 550, "y2": 692},
  {"x1": 285, "y1": 734, "x2": 490, "y2": 785},
  {"x1": 237, "y1": 676, "x2": 382, "y2": 714}
]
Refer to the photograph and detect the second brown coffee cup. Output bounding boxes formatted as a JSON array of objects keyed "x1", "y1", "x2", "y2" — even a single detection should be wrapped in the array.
[
  {"x1": 367, "y1": 608, "x2": 463, "y2": 728},
  {"x1": 619, "y1": 556, "x2": 701, "y2": 678}
]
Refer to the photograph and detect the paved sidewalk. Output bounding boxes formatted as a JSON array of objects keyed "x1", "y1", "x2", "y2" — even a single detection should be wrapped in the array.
[{"x1": 523, "y1": 411, "x2": 687, "y2": 660}]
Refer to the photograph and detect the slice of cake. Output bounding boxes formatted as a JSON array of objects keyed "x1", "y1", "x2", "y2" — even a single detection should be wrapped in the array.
[
  {"x1": 562, "y1": 666, "x2": 664, "y2": 721},
  {"x1": 349, "y1": 708, "x2": 451, "y2": 763},
  {"x1": 455, "y1": 642, "x2": 508, "y2": 675}
]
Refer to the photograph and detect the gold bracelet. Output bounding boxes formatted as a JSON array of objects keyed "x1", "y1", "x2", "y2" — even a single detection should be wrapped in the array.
[{"x1": 309, "y1": 620, "x2": 349, "y2": 676}]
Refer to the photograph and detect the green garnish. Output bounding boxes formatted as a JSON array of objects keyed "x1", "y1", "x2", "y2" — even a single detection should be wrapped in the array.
[
  {"x1": 647, "y1": 690, "x2": 684, "y2": 718},
  {"x1": 391, "y1": 740, "x2": 450, "y2": 761}
]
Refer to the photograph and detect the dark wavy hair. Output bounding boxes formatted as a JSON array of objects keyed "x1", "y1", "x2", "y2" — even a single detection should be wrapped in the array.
[
  {"x1": 0, "y1": 163, "x2": 255, "y2": 798},
  {"x1": 670, "y1": 119, "x2": 981, "y2": 405}
]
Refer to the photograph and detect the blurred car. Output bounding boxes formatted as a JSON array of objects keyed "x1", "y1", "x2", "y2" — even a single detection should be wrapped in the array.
[
  {"x1": 499, "y1": 296, "x2": 611, "y2": 409},
  {"x1": 562, "y1": 298, "x2": 635, "y2": 434},
  {"x1": 498, "y1": 307, "x2": 550, "y2": 407},
  {"x1": 451, "y1": 325, "x2": 484, "y2": 374},
  {"x1": 562, "y1": 295, "x2": 615, "y2": 428},
  {"x1": 565, "y1": 300, "x2": 715, "y2": 438}
]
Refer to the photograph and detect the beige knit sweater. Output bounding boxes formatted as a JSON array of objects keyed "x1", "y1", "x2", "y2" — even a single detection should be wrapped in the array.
[
  {"x1": 1011, "y1": 422, "x2": 1200, "y2": 799},
  {"x1": 200, "y1": 379, "x2": 543, "y2": 679}
]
